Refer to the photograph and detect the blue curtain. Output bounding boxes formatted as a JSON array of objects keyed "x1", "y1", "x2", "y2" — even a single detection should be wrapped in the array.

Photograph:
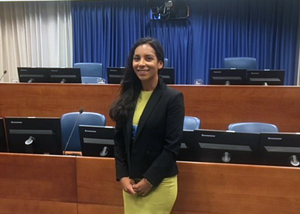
[
  {"x1": 72, "y1": 0, "x2": 300, "y2": 85},
  {"x1": 72, "y1": 0, "x2": 148, "y2": 81}
]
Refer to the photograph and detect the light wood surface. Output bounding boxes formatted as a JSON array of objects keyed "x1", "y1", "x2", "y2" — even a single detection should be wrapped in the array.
[
  {"x1": 0, "y1": 153, "x2": 77, "y2": 214},
  {"x1": 0, "y1": 83, "x2": 300, "y2": 131}
]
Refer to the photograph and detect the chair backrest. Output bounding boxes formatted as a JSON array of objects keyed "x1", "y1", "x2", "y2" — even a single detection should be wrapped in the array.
[
  {"x1": 183, "y1": 116, "x2": 201, "y2": 131},
  {"x1": 74, "y1": 62, "x2": 103, "y2": 83},
  {"x1": 228, "y1": 122, "x2": 279, "y2": 133},
  {"x1": 224, "y1": 57, "x2": 257, "y2": 69},
  {"x1": 61, "y1": 112, "x2": 106, "y2": 151},
  {"x1": 164, "y1": 58, "x2": 169, "y2": 67}
]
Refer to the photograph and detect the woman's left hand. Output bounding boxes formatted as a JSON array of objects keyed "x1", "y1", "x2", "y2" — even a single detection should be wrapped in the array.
[{"x1": 132, "y1": 178, "x2": 153, "y2": 197}]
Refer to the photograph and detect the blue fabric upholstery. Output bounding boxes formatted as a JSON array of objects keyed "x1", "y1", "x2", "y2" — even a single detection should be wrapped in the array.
[
  {"x1": 183, "y1": 116, "x2": 201, "y2": 131},
  {"x1": 74, "y1": 62, "x2": 103, "y2": 83},
  {"x1": 224, "y1": 57, "x2": 257, "y2": 69},
  {"x1": 61, "y1": 112, "x2": 106, "y2": 151},
  {"x1": 228, "y1": 122, "x2": 279, "y2": 133}
]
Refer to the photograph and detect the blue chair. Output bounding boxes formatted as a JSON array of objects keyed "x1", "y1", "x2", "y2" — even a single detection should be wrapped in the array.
[
  {"x1": 74, "y1": 62, "x2": 103, "y2": 84},
  {"x1": 228, "y1": 122, "x2": 279, "y2": 133},
  {"x1": 164, "y1": 58, "x2": 169, "y2": 67},
  {"x1": 224, "y1": 57, "x2": 257, "y2": 69},
  {"x1": 183, "y1": 116, "x2": 201, "y2": 131},
  {"x1": 61, "y1": 112, "x2": 106, "y2": 151}
]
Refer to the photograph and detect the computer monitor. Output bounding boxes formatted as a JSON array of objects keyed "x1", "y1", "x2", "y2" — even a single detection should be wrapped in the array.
[
  {"x1": 194, "y1": 129, "x2": 260, "y2": 164},
  {"x1": 49, "y1": 68, "x2": 81, "y2": 83},
  {"x1": 209, "y1": 68, "x2": 247, "y2": 85},
  {"x1": 107, "y1": 67, "x2": 125, "y2": 84},
  {"x1": 18, "y1": 67, "x2": 49, "y2": 83},
  {"x1": 259, "y1": 132, "x2": 300, "y2": 167},
  {"x1": 79, "y1": 125, "x2": 115, "y2": 157},
  {"x1": 5, "y1": 117, "x2": 62, "y2": 155},
  {"x1": 0, "y1": 118, "x2": 8, "y2": 152},
  {"x1": 177, "y1": 130, "x2": 197, "y2": 161},
  {"x1": 107, "y1": 67, "x2": 175, "y2": 84},
  {"x1": 159, "y1": 67, "x2": 175, "y2": 84},
  {"x1": 18, "y1": 67, "x2": 81, "y2": 83},
  {"x1": 246, "y1": 69, "x2": 285, "y2": 85}
]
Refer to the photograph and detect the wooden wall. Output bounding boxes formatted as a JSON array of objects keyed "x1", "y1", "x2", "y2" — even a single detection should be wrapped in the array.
[
  {"x1": 0, "y1": 83, "x2": 299, "y2": 132},
  {"x1": 1, "y1": 153, "x2": 299, "y2": 214}
]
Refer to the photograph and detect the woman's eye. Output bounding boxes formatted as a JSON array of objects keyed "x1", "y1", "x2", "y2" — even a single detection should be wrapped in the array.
[
  {"x1": 146, "y1": 56, "x2": 153, "y2": 61},
  {"x1": 133, "y1": 56, "x2": 140, "y2": 61}
]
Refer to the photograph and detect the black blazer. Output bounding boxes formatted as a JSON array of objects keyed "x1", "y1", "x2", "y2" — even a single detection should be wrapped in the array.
[{"x1": 114, "y1": 79, "x2": 185, "y2": 186}]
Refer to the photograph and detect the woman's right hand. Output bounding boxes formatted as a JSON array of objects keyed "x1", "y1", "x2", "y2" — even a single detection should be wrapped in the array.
[{"x1": 120, "y1": 177, "x2": 137, "y2": 195}]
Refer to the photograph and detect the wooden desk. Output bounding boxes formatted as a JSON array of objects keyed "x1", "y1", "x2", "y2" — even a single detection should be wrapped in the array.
[
  {"x1": 0, "y1": 153, "x2": 77, "y2": 214},
  {"x1": 76, "y1": 157, "x2": 300, "y2": 214},
  {"x1": 0, "y1": 153, "x2": 299, "y2": 214},
  {"x1": 0, "y1": 83, "x2": 300, "y2": 131}
]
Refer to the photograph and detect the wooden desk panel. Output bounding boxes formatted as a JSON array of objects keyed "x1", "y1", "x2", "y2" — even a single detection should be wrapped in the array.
[
  {"x1": 0, "y1": 153, "x2": 77, "y2": 202},
  {"x1": 174, "y1": 161, "x2": 300, "y2": 214},
  {"x1": 76, "y1": 157, "x2": 300, "y2": 214},
  {"x1": 0, "y1": 153, "x2": 77, "y2": 213},
  {"x1": 1, "y1": 83, "x2": 300, "y2": 131}
]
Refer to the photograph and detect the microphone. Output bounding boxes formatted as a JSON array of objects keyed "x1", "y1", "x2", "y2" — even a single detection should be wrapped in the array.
[
  {"x1": 63, "y1": 108, "x2": 84, "y2": 155},
  {"x1": 60, "y1": 79, "x2": 66, "y2": 83},
  {"x1": 0, "y1": 70, "x2": 7, "y2": 81},
  {"x1": 28, "y1": 78, "x2": 34, "y2": 83}
]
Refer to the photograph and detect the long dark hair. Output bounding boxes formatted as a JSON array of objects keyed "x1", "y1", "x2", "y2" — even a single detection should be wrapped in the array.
[{"x1": 109, "y1": 37, "x2": 165, "y2": 123}]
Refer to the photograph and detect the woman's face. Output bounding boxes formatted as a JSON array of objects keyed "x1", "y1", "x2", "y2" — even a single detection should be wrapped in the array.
[{"x1": 132, "y1": 44, "x2": 163, "y2": 85}]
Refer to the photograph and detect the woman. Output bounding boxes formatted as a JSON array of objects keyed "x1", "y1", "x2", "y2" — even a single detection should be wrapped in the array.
[{"x1": 109, "y1": 37, "x2": 185, "y2": 214}]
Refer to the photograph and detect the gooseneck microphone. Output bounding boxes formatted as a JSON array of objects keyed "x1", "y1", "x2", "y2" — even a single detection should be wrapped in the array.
[
  {"x1": 0, "y1": 70, "x2": 7, "y2": 81},
  {"x1": 63, "y1": 108, "x2": 84, "y2": 155}
]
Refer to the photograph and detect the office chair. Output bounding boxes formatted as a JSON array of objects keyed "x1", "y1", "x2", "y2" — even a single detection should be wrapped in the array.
[
  {"x1": 183, "y1": 116, "x2": 201, "y2": 131},
  {"x1": 61, "y1": 112, "x2": 106, "y2": 151},
  {"x1": 74, "y1": 62, "x2": 103, "y2": 84},
  {"x1": 228, "y1": 122, "x2": 279, "y2": 133},
  {"x1": 224, "y1": 57, "x2": 257, "y2": 69},
  {"x1": 164, "y1": 58, "x2": 169, "y2": 67}
]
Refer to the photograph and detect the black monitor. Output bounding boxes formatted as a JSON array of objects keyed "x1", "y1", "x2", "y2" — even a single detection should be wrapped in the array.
[
  {"x1": 18, "y1": 67, "x2": 49, "y2": 83},
  {"x1": 18, "y1": 67, "x2": 81, "y2": 83},
  {"x1": 177, "y1": 130, "x2": 197, "y2": 161},
  {"x1": 5, "y1": 117, "x2": 62, "y2": 155},
  {"x1": 107, "y1": 67, "x2": 125, "y2": 84},
  {"x1": 49, "y1": 68, "x2": 81, "y2": 83},
  {"x1": 79, "y1": 125, "x2": 115, "y2": 157},
  {"x1": 260, "y1": 132, "x2": 300, "y2": 167},
  {"x1": 194, "y1": 129, "x2": 260, "y2": 164},
  {"x1": 246, "y1": 69, "x2": 285, "y2": 85},
  {"x1": 209, "y1": 68, "x2": 247, "y2": 85},
  {"x1": 0, "y1": 118, "x2": 8, "y2": 152},
  {"x1": 159, "y1": 67, "x2": 175, "y2": 84}
]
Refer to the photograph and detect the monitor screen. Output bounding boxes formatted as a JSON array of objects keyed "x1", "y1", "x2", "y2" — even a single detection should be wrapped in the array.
[
  {"x1": 159, "y1": 67, "x2": 175, "y2": 84},
  {"x1": 79, "y1": 125, "x2": 114, "y2": 157},
  {"x1": 194, "y1": 129, "x2": 260, "y2": 164},
  {"x1": 177, "y1": 130, "x2": 197, "y2": 161},
  {"x1": 0, "y1": 118, "x2": 8, "y2": 152},
  {"x1": 18, "y1": 67, "x2": 49, "y2": 83},
  {"x1": 49, "y1": 68, "x2": 81, "y2": 83},
  {"x1": 18, "y1": 67, "x2": 81, "y2": 83},
  {"x1": 209, "y1": 68, "x2": 247, "y2": 85},
  {"x1": 107, "y1": 67, "x2": 175, "y2": 84},
  {"x1": 107, "y1": 67, "x2": 125, "y2": 84},
  {"x1": 247, "y1": 69, "x2": 285, "y2": 85},
  {"x1": 260, "y1": 132, "x2": 300, "y2": 167},
  {"x1": 5, "y1": 117, "x2": 62, "y2": 155}
]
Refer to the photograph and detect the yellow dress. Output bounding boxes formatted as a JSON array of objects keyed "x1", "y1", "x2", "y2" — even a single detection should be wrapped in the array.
[{"x1": 124, "y1": 90, "x2": 178, "y2": 214}]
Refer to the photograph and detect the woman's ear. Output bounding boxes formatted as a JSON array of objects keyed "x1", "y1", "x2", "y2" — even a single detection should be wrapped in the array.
[{"x1": 158, "y1": 61, "x2": 163, "y2": 70}]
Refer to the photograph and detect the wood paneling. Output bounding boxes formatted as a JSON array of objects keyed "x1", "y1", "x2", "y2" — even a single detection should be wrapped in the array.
[
  {"x1": 1, "y1": 83, "x2": 299, "y2": 131},
  {"x1": 0, "y1": 153, "x2": 300, "y2": 214},
  {"x1": 0, "y1": 153, "x2": 77, "y2": 213},
  {"x1": 75, "y1": 157, "x2": 300, "y2": 214}
]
